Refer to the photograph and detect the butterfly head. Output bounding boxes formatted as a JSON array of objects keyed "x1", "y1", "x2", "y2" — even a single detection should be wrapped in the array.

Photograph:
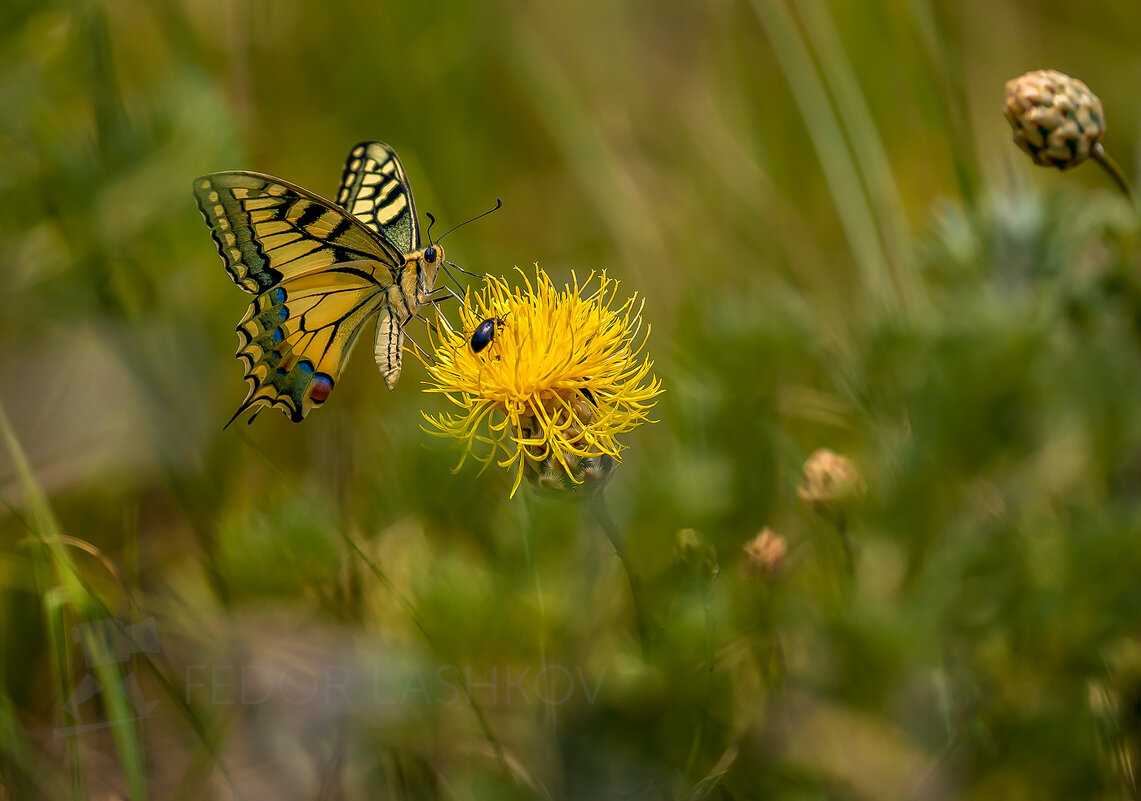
[{"x1": 407, "y1": 243, "x2": 445, "y2": 301}]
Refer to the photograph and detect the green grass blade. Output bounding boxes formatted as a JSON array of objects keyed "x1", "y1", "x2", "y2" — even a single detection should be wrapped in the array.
[
  {"x1": 751, "y1": 0, "x2": 893, "y2": 310},
  {"x1": 791, "y1": 0, "x2": 927, "y2": 315}
]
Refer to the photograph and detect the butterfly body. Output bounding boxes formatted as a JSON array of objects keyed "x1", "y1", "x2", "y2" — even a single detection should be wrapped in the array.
[
  {"x1": 193, "y1": 143, "x2": 439, "y2": 423},
  {"x1": 375, "y1": 244, "x2": 444, "y2": 390}
]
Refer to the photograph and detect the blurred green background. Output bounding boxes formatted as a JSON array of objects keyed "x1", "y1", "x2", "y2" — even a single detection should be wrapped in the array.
[{"x1": 3, "y1": 0, "x2": 1141, "y2": 798}]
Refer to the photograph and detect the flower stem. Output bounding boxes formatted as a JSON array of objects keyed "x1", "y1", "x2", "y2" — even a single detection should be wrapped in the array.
[
  {"x1": 837, "y1": 513, "x2": 855, "y2": 576},
  {"x1": 1092, "y1": 143, "x2": 1134, "y2": 203},
  {"x1": 589, "y1": 493, "x2": 650, "y2": 652}
]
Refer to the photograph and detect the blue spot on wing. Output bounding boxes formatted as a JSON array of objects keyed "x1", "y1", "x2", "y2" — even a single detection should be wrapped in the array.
[{"x1": 271, "y1": 287, "x2": 286, "y2": 303}]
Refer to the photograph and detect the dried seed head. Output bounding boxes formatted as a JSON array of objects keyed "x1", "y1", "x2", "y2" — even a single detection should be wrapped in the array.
[
  {"x1": 742, "y1": 528, "x2": 787, "y2": 580},
  {"x1": 797, "y1": 449, "x2": 865, "y2": 515},
  {"x1": 1003, "y1": 69, "x2": 1105, "y2": 171}
]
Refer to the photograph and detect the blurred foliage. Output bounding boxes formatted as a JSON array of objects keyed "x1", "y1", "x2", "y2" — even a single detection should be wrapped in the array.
[{"x1": 2, "y1": 0, "x2": 1141, "y2": 798}]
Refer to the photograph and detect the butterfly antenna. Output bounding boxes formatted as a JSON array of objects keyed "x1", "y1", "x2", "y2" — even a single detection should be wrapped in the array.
[
  {"x1": 436, "y1": 198, "x2": 502, "y2": 243},
  {"x1": 426, "y1": 212, "x2": 437, "y2": 245}
]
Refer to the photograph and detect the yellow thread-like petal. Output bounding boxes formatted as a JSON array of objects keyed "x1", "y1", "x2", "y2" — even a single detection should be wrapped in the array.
[{"x1": 418, "y1": 268, "x2": 663, "y2": 496}]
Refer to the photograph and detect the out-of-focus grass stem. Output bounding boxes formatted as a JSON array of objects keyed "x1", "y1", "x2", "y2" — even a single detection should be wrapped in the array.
[
  {"x1": 680, "y1": 584, "x2": 716, "y2": 798},
  {"x1": 519, "y1": 502, "x2": 556, "y2": 733},
  {"x1": 1, "y1": 400, "x2": 149, "y2": 800},
  {"x1": 588, "y1": 493, "x2": 649, "y2": 653},
  {"x1": 336, "y1": 527, "x2": 514, "y2": 780},
  {"x1": 907, "y1": 0, "x2": 980, "y2": 204},
  {"x1": 752, "y1": 0, "x2": 894, "y2": 311},
  {"x1": 792, "y1": 0, "x2": 927, "y2": 315}
]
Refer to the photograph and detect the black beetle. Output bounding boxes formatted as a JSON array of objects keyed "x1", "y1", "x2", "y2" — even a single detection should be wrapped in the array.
[{"x1": 470, "y1": 316, "x2": 507, "y2": 353}]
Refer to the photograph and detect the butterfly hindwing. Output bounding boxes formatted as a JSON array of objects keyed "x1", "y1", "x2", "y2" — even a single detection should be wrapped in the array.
[
  {"x1": 229, "y1": 260, "x2": 393, "y2": 423},
  {"x1": 335, "y1": 142, "x2": 420, "y2": 254},
  {"x1": 194, "y1": 171, "x2": 404, "y2": 294}
]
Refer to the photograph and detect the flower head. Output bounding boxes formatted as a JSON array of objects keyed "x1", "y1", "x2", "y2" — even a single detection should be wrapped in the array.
[
  {"x1": 743, "y1": 527, "x2": 787, "y2": 580},
  {"x1": 797, "y1": 448, "x2": 865, "y2": 516},
  {"x1": 1003, "y1": 69, "x2": 1105, "y2": 171},
  {"x1": 421, "y1": 268, "x2": 662, "y2": 496}
]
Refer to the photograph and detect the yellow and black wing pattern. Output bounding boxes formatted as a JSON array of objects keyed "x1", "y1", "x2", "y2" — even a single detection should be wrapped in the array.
[
  {"x1": 227, "y1": 261, "x2": 390, "y2": 424},
  {"x1": 193, "y1": 171, "x2": 404, "y2": 423},
  {"x1": 194, "y1": 172, "x2": 402, "y2": 293},
  {"x1": 335, "y1": 142, "x2": 420, "y2": 253}
]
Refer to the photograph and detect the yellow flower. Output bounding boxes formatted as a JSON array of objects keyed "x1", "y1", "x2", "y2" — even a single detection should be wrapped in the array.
[{"x1": 420, "y1": 267, "x2": 663, "y2": 496}]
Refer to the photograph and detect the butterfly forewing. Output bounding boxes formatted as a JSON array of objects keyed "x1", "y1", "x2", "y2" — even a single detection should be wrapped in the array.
[
  {"x1": 194, "y1": 171, "x2": 404, "y2": 293},
  {"x1": 335, "y1": 142, "x2": 420, "y2": 254}
]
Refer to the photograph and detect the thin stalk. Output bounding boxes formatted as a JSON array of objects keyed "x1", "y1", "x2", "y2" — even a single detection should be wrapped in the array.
[
  {"x1": 336, "y1": 528, "x2": 513, "y2": 780},
  {"x1": 588, "y1": 493, "x2": 649, "y2": 652},
  {"x1": 520, "y1": 508, "x2": 555, "y2": 730},
  {"x1": 838, "y1": 514, "x2": 855, "y2": 576},
  {"x1": 1093, "y1": 143, "x2": 1135, "y2": 203},
  {"x1": 680, "y1": 588, "x2": 715, "y2": 797}
]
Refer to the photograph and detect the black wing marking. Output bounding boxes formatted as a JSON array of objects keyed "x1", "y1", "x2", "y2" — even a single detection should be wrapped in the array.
[
  {"x1": 335, "y1": 142, "x2": 420, "y2": 254},
  {"x1": 194, "y1": 171, "x2": 404, "y2": 294}
]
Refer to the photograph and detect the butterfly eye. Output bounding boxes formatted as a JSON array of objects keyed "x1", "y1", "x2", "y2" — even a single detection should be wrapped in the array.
[{"x1": 424, "y1": 245, "x2": 438, "y2": 263}]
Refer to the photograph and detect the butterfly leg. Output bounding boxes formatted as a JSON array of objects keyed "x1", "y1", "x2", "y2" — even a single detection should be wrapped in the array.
[
  {"x1": 440, "y1": 261, "x2": 479, "y2": 297},
  {"x1": 403, "y1": 334, "x2": 435, "y2": 366},
  {"x1": 396, "y1": 306, "x2": 442, "y2": 366},
  {"x1": 426, "y1": 285, "x2": 465, "y2": 303},
  {"x1": 444, "y1": 259, "x2": 482, "y2": 279},
  {"x1": 421, "y1": 293, "x2": 467, "y2": 337}
]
